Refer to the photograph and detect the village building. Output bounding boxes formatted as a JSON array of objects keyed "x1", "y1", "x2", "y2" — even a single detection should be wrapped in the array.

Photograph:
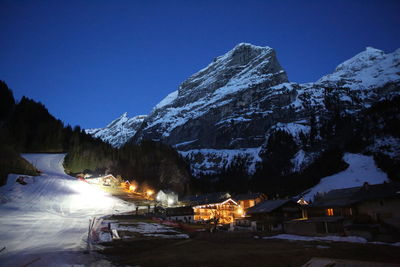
[
  {"x1": 84, "y1": 174, "x2": 118, "y2": 186},
  {"x1": 181, "y1": 192, "x2": 242, "y2": 224},
  {"x1": 285, "y1": 182, "x2": 400, "y2": 240},
  {"x1": 246, "y1": 199, "x2": 303, "y2": 232},
  {"x1": 180, "y1": 192, "x2": 231, "y2": 206},
  {"x1": 233, "y1": 193, "x2": 266, "y2": 210}
]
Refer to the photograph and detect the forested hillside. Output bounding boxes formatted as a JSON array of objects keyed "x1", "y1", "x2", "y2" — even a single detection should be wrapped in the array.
[
  {"x1": 0, "y1": 81, "x2": 192, "y2": 193},
  {"x1": 191, "y1": 95, "x2": 400, "y2": 197}
]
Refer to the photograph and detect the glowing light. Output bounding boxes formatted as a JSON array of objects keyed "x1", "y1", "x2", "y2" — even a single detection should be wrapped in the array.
[
  {"x1": 129, "y1": 185, "x2": 136, "y2": 192},
  {"x1": 237, "y1": 207, "x2": 244, "y2": 216},
  {"x1": 167, "y1": 197, "x2": 174, "y2": 206},
  {"x1": 146, "y1": 190, "x2": 154, "y2": 196}
]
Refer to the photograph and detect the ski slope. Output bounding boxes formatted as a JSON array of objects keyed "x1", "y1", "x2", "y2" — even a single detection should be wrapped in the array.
[
  {"x1": 0, "y1": 154, "x2": 134, "y2": 266},
  {"x1": 303, "y1": 153, "x2": 389, "y2": 201}
]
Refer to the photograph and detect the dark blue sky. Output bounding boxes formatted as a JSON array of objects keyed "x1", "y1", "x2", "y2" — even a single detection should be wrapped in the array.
[{"x1": 1, "y1": 0, "x2": 399, "y2": 129}]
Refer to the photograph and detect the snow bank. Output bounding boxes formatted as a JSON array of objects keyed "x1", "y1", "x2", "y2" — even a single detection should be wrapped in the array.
[
  {"x1": 263, "y1": 234, "x2": 367, "y2": 243},
  {"x1": 303, "y1": 153, "x2": 389, "y2": 201}
]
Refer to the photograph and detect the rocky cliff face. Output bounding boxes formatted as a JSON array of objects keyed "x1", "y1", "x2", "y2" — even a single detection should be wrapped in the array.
[
  {"x1": 133, "y1": 43, "x2": 289, "y2": 150},
  {"x1": 86, "y1": 44, "x2": 400, "y2": 175},
  {"x1": 85, "y1": 113, "x2": 146, "y2": 148}
]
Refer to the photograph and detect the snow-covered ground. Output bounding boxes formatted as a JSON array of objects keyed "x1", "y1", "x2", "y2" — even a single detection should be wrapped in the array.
[
  {"x1": 302, "y1": 153, "x2": 389, "y2": 201},
  {"x1": 262, "y1": 234, "x2": 400, "y2": 246},
  {"x1": 0, "y1": 154, "x2": 134, "y2": 266}
]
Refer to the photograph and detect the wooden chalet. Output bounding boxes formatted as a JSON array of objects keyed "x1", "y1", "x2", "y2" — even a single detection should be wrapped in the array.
[
  {"x1": 286, "y1": 182, "x2": 400, "y2": 239},
  {"x1": 246, "y1": 199, "x2": 303, "y2": 232},
  {"x1": 181, "y1": 193, "x2": 242, "y2": 224},
  {"x1": 304, "y1": 182, "x2": 400, "y2": 220},
  {"x1": 233, "y1": 193, "x2": 266, "y2": 210}
]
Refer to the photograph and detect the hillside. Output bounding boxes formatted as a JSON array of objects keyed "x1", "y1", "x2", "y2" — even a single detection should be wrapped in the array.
[{"x1": 302, "y1": 153, "x2": 389, "y2": 201}]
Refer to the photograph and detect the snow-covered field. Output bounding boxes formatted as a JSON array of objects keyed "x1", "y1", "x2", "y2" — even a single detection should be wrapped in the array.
[
  {"x1": 0, "y1": 154, "x2": 134, "y2": 266},
  {"x1": 303, "y1": 153, "x2": 389, "y2": 201}
]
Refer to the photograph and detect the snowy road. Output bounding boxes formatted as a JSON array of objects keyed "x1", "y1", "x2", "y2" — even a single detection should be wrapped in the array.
[{"x1": 0, "y1": 154, "x2": 134, "y2": 266}]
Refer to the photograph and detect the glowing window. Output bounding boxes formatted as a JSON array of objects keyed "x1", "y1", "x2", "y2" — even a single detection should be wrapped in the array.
[{"x1": 326, "y1": 208, "x2": 334, "y2": 216}]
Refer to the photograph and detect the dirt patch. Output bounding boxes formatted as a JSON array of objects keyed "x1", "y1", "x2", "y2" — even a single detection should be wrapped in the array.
[{"x1": 100, "y1": 231, "x2": 400, "y2": 267}]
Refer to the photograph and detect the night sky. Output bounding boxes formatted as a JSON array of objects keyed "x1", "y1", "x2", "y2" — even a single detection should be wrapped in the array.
[{"x1": 1, "y1": 0, "x2": 399, "y2": 129}]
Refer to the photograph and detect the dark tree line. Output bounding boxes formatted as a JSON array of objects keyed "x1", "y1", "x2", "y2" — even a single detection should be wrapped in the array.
[{"x1": 0, "y1": 81, "x2": 192, "y2": 193}]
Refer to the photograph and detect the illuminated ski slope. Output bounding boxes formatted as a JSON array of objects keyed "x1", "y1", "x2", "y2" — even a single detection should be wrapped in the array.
[{"x1": 0, "y1": 154, "x2": 133, "y2": 266}]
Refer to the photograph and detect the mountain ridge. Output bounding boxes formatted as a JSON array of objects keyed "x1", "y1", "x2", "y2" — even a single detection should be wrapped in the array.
[{"x1": 85, "y1": 44, "x2": 400, "y2": 175}]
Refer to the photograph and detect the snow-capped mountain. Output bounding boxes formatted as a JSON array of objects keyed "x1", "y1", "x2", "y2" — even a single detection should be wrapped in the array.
[
  {"x1": 317, "y1": 47, "x2": 400, "y2": 91},
  {"x1": 134, "y1": 43, "x2": 289, "y2": 148},
  {"x1": 85, "y1": 113, "x2": 146, "y2": 148},
  {"x1": 86, "y1": 43, "x2": 400, "y2": 175}
]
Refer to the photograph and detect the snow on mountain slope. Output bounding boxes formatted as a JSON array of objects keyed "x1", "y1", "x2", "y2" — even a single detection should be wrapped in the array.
[
  {"x1": 134, "y1": 43, "x2": 289, "y2": 143},
  {"x1": 86, "y1": 44, "x2": 400, "y2": 176},
  {"x1": 0, "y1": 154, "x2": 133, "y2": 266},
  {"x1": 302, "y1": 153, "x2": 389, "y2": 201},
  {"x1": 179, "y1": 148, "x2": 262, "y2": 175},
  {"x1": 317, "y1": 47, "x2": 400, "y2": 91},
  {"x1": 154, "y1": 90, "x2": 178, "y2": 110},
  {"x1": 86, "y1": 113, "x2": 146, "y2": 147}
]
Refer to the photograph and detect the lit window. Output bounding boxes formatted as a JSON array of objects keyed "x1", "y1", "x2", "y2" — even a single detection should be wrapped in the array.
[{"x1": 326, "y1": 208, "x2": 334, "y2": 216}]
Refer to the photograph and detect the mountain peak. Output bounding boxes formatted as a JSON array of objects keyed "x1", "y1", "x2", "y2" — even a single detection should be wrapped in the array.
[
  {"x1": 212, "y1": 43, "x2": 273, "y2": 67},
  {"x1": 232, "y1": 42, "x2": 270, "y2": 51},
  {"x1": 85, "y1": 113, "x2": 146, "y2": 147},
  {"x1": 175, "y1": 43, "x2": 286, "y2": 100},
  {"x1": 317, "y1": 46, "x2": 399, "y2": 90}
]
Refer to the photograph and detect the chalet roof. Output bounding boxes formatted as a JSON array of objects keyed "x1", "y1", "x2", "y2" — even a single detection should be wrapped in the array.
[
  {"x1": 246, "y1": 199, "x2": 291, "y2": 214},
  {"x1": 180, "y1": 192, "x2": 231, "y2": 205},
  {"x1": 233, "y1": 193, "x2": 265, "y2": 201},
  {"x1": 310, "y1": 182, "x2": 400, "y2": 208}
]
